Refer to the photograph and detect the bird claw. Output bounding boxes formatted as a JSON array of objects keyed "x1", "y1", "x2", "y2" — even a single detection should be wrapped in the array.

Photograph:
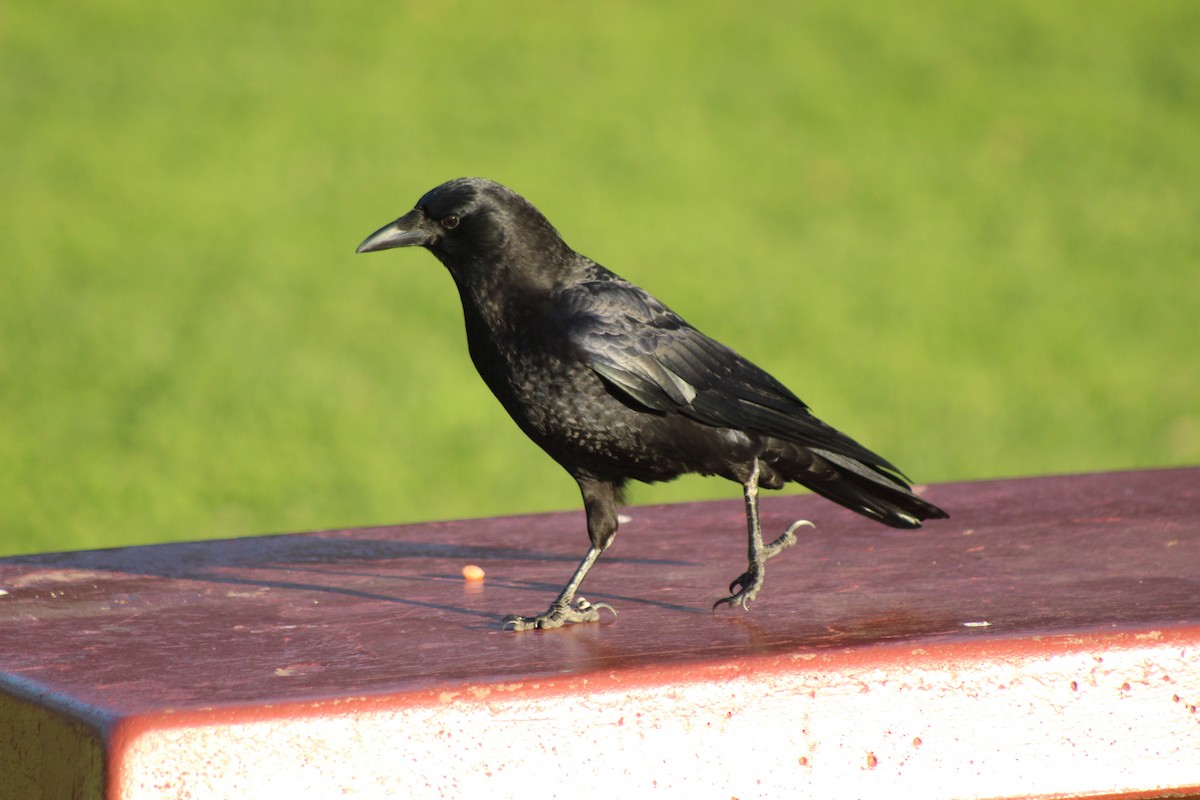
[
  {"x1": 770, "y1": 519, "x2": 813, "y2": 556},
  {"x1": 502, "y1": 596, "x2": 616, "y2": 632},
  {"x1": 714, "y1": 519, "x2": 812, "y2": 612},
  {"x1": 727, "y1": 570, "x2": 754, "y2": 596},
  {"x1": 715, "y1": 567, "x2": 763, "y2": 611}
]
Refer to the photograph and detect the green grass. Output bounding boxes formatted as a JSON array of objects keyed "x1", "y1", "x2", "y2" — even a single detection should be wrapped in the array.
[{"x1": 2, "y1": 1, "x2": 1197, "y2": 556}]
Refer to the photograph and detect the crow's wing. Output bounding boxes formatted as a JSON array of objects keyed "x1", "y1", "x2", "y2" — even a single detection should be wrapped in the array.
[{"x1": 559, "y1": 278, "x2": 901, "y2": 473}]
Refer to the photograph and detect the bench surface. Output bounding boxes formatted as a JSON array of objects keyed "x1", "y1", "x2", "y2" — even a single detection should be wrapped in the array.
[{"x1": 1, "y1": 467, "x2": 1198, "y2": 799}]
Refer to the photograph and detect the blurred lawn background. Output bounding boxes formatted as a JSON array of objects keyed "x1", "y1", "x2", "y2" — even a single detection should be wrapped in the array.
[{"x1": 2, "y1": 1, "x2": 1197, "y2": 557}]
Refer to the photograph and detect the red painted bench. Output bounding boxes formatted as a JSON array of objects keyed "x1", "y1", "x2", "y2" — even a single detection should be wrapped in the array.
[{"x1": 2, "y1": 468, "x2": 1198, "y2": 798}]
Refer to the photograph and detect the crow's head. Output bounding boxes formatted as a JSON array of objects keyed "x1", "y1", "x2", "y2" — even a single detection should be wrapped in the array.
[{"x1": 356, "y1": 178, "x2": 573, "y2": 278}]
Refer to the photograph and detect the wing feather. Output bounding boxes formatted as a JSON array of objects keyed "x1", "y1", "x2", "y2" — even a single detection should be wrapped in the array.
[{"x1": 560, "y1": 278, "x2": 901, "y2": 473}]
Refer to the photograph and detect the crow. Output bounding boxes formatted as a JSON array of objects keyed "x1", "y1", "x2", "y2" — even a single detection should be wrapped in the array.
[{"x1": 356, "y1": 177, "x2": 947, "y2": 631}]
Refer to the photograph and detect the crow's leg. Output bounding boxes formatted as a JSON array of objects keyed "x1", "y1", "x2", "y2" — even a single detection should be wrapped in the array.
[
  {"x1": 502, "y1": 545, "x2": 615, "y2": 631},
  {"x1": 714, "y1": 460, "x2": 813, "y2": 611},
  {"x1": 502, "y1": 478, "x2": 619, "y2": 632}
]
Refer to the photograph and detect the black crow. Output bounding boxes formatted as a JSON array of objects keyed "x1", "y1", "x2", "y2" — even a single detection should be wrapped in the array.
[{"x1": 356, "y1": 178, "x2": 947, "y2": 631}]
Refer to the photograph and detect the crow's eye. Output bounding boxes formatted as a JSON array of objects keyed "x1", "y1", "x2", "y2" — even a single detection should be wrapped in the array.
[{"x1": 440, "y1": 215, "x2": 460, "y2": 229}]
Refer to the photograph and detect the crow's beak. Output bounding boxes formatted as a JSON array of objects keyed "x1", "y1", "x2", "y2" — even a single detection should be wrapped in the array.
[{"x1": 355, "y1": 209, "x2": 431, "y2": 254}]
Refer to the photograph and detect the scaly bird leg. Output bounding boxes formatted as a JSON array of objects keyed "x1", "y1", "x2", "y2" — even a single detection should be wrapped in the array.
[
  {"x1": 504, "y1": 478, "x2": 622, "y2": 632},
  {"x1": 714, "y1": 460, "x2": 813, "y2": 611},
  {"x1": 502, "y1": 545, "x2": 617, "y2": 631}
]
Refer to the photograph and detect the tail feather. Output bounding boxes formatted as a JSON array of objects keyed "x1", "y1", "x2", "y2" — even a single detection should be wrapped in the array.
[{"x1": 790, "y1": 447, "x2": 948, "y2": 529}]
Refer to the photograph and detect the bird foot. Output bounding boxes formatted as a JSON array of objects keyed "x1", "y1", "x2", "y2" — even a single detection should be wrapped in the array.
[
  {"x1": 502, "y1": 596, "x2": 616, "y2": 632},
  {"x1": 713, "y1": 519, "x2": 813, "y2": 611},
  {"x1": 714, "y1": 564, "x2": 765, "y2": 611}
]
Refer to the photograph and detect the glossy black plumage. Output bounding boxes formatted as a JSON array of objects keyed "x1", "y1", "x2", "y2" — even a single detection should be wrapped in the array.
[{"x1": 356, "y1": 177, "x2": 947, "y2": 630}]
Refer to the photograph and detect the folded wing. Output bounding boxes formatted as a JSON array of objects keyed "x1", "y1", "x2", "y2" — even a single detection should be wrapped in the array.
[{"x1": 560, "y1": 278, "x2": 906, "y2": 483}]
